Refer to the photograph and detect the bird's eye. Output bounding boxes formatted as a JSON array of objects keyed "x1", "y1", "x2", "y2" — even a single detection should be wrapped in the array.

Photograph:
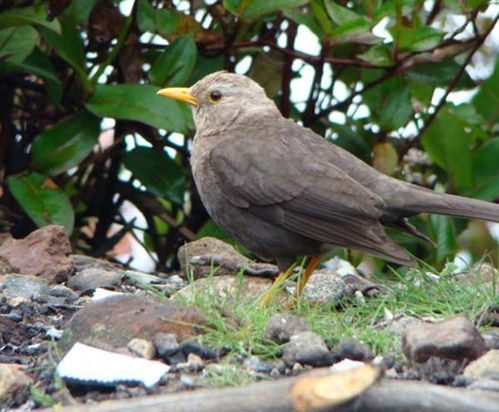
[{"x1": 208, "y1": 90, "x2": 223, "y2": 103}]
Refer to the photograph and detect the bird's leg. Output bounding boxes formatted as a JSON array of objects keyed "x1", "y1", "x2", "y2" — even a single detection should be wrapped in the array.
[
  {"x1": 295, "y1": 256, "x2": 321, "y2": 299},
  {"x1": 259, "y1": 264, "x2": 296, "y2": 308}
]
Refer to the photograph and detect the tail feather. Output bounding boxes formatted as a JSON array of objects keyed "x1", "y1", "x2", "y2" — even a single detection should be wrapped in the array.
[{"x1": 399, "y1": 187, "x2": 499, "y2": 223}]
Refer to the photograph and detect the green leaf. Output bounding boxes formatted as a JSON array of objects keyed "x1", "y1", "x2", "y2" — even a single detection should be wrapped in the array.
[
  {"x1": 421, "y1": 105, "x2": 474, "y2": 193},
  {"x1": 224, "y1": 0, "x2": 309, "y2": 20},
  {"x1": 150, "y1": 35, "x2": 197, "y2": 87},
  {"x1": 358, "y1": 45, "x2": 393, "y2": 67},
  {"x1": 372, "y1": 142, "x2": 398, "y2": 175},
  {"x1": 405, "y1": 59, "x2": 475, "y2": 89},
  {"x1": 0, "y1": 47, "x2": 62, "y2": 103},
  {"x1": 0, "y1": 26, "x2": 37, "y2": 63},
  {"x1": 429, "y1": 214, "x2": 457, "y2": 263},
  {"x1": 0, "y1": 5, "x2": 60, "y2": 32},
  {"x1": 470, "y1": 138, "x2": 499, "y2": 201},
  {"x1": 7, "y1": 173, "x2": 74, "y2": 235},
  {"x1": 324, "y1": 0, "x2": 365, "y2": 24},
  {"x1": 284, "y1": 8, "x2": 322, "y2": 38},
  {"x1": 32, "y1": 112, "x2": 101, "y2": 176},
  {"x1": 86, "y1": 84, "x2": 192, "y2": 132},
  {"x1": 310, "y1": 0, "x2": 333, "y2": 36},
  {"x1": 123, "y1": 147, "x2": 185, "y2": 204},
  {"x1": 137, "y1": 0, "x2": 179, "y2": 38},
  {"x1": 379, "y1": 83, "x2": 412, "y2": 130},
  {"x1": 38, "y1": 17, "x2": 85, "y2": 78},
  {"x1": 473, "y1": 64, "x2": 499, "y2": 129},
  {"x1": 391, "y1": 25, "x2": 443, "y2": 52}
]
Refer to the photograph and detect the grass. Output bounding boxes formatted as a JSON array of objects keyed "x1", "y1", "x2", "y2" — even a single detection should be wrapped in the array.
[{"x1": 174, "y1": 261, "x2": 497, "y2": 366}]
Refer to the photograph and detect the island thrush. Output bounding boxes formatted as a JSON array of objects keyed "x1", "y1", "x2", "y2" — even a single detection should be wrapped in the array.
[{"x1": 158, "y1": 71, "x2": 499, "y2": 305}]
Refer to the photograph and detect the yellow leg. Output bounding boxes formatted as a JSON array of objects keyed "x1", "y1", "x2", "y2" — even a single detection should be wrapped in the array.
[
  {"x1": 259, "y1": 264, "x2": 296, "y2": 308},
  {"x1": 295, "y1": 256, "x2": 321, "y2": 299}
]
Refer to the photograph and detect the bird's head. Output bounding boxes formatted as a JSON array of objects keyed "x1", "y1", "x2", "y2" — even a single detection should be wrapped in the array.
[{"x1": 157, "y1": 71, "x2": 279, "y2": 131}]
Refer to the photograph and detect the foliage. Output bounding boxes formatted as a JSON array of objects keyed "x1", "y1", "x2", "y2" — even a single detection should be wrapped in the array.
[{"x1": 0, "y1": 0, "x2": 497, "y2": 270}]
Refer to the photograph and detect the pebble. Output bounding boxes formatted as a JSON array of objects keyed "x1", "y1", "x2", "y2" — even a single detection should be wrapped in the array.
[
  {"x1": 67, "y1": 268, "x2": 123, "y2": 292},
  {"x1": 128, "y1": 338, "x2": 156, "y2": 360},
  {"x1": 293, "y1": 269, "x2": 346, "y2": 305},
  {"x1": 177, "y1": 353, "x2": 204, "y2": 372},
  {"x1": 153, "y1": 333, "x2": 180, "y2": 358},
  {"x1": 334, "y1": 339, "x2": 373, "y2": 361},
  {"x1": 282, "y1": 331, "x2": 335, "y2": 367},
  {"x1": 402, "y1": 316, "x2": 486, "y2": 363},
  {"x1": 264, "y1": 313, "x2": 311, "y2": 344},
  {"x1": 482, "y1": 330, "x2": 499, "y2": 350},
  {"x1": 243, "y1": 356, "x2": 273, "y2": 374}
]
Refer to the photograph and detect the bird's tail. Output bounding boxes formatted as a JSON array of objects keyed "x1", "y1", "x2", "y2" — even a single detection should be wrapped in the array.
[{"x1": 400, "y1": 186, "x2": 499, "y2": 223}]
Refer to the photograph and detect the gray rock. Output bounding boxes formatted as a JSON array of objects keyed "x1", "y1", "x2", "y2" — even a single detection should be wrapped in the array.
[
  {"x1": 264, "y1": 313, "x2": 311, "y2": 344},
  {"x1": 67, "y1": 268, "x2": 123, "y2": 291},
  {"x1": 243, "y1": 356, "x2": 272, "y2": 373},
  {"x1": 468, "y1": 379, "x2": 499, "y2": 392},
  {"x1": 402, "y1": 316, "x2": 487, "y2": 363},
  {"x1": 298, "y1": 269, "x2": 346, "y2": 305},
  {"x1": 177, "y1": 353, "x2": 204, "y2": 372},
  {"x1": 0, "y1": 274, "x2": 50, "y2": 301},
  {"x1": 282, "y1": 331, "x2": 334, "y2": 367},
  {"x1": 70, "y1": 254, "x2": 118, "y2": 273},
  {"x1": 463, "y1": 350, "x2": 499, "y2": 381},
  {"x1": 482, "y1": 330, "x2": 499, "y2": 350},
  {"x1": 153, "y1": 333, "x2": 180, "y2": 358},
  {"x1": 334, "y1": 339, "x2": 374, "y2": 361},
  {"x1": 49, "y1": 285, "x2": 79, "y2": 302}
]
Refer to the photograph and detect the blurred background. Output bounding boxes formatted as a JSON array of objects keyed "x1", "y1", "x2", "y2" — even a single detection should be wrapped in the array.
[{"x1": 0, "y1": 0, "x2": 498, "y2": 273}]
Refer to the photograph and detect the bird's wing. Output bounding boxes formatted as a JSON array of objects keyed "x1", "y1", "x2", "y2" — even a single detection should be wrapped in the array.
[{"x1": 209, "y1": 120, "x2": 413, "y2": 264}]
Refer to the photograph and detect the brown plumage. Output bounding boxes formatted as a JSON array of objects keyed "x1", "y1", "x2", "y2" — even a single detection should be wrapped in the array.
[{"x1": 158, "y1": 71, "x2": 499, "y2": 274}]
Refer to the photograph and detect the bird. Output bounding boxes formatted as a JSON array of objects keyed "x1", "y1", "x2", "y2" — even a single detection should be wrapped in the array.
[{"x1": 157, "y1": 71, "x2": 499, "y2": 305}]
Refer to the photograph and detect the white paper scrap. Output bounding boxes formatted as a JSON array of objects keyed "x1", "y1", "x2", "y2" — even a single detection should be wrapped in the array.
[{"x1": 57, "y1": 342, "x2": 170, "y2": 388}]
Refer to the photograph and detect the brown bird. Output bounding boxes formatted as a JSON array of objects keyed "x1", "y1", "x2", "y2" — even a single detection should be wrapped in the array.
[{"x1": 158, "y1": 71, "x2": 499, "y2": 305}]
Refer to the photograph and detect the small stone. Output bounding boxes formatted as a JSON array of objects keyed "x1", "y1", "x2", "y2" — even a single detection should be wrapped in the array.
[
  {"x1": 153, "y1": 333, "x2": 180, "y2": 358},
  {"x1": 128, "y1": 338, "x2": 156, "y2": 359},
  {"x1": 264, "y1": 313, "x2": 311, "y2": 344},
  {"x1": 0, "y1": 364, "x2": 32, "y2": 401},
  {"x1": 71, "y1": 254, "x2": 118, "y2": 273},
  {"x1": 463, "y1": 350, "x2": 499, "y2": 381},
  {"x1": 179, "y1": 340, "x2": 218, "y2": 360},
  {"x1": 283, "y1": 331, "x2": 334, "y2": 367},
  {"x1": 180, "y1": 374, "x2": 196, "y2": 388},
  {"x1": 49, "y1": 285, "x2": 79, "y2": 302},
  {"x1": 402, "y1": 316, "x2": 487, "y2": 363},
  {"x1": 46, "y1": 328, "x2": 64, "y2": 340},
  {"x1": 334, "y1": 339, "x2": 374, "y2": 361},
  {"x1": 1, "y1": 274, "x2": 50, "y2": 301},
  {"x1": 270, "y1": 367, "x2": 281, "y2": 378},
  {"x1": 482, "y1": 330, "x2": 499, "y2": 350},
  {"x1": 177, "y1": 354, "x2": 204, "y2": 372},
  {"x1": 243, "y1": 356, "x2": 272, "y2": 374},
  {"x1": 385, "y1": 315, "x2": 424, "y2": 336},
  {"x1": 0, "y1": 225, "x2": 73, "y2": 283},
  {"x1": 298, "y1": 269, "x2": 346, "y2": 305},
  {"x1": 67, "y1": 268, "x2": 123, "y2": 292}
]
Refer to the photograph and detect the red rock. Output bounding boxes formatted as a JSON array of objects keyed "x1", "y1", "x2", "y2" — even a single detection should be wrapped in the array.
[
  {"x1": 61, "y1": 294, "x2": 206, "y2": 352},
  {"x1": 0, "y1": 225, "x2": 73, "y2": 284},
  {"x1": 402, "y1": 316, "x2": 487, "y2": 363}
]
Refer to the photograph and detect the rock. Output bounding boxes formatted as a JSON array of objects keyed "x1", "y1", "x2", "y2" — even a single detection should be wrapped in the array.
[
  {"x1": 334, "y1": 339, "x2": 374, "y2": 361},
  {"x1": 177, "y1": 237, "x2": 278, "y2": 280},
  {"x1": 179, "y1": 340, "x2": 217, "y2": 360},
  {"x1": 70, "y1": 254, "x2": 118, "y2": 273},
  {"x1": 463, "y1": 350, "x2": 499, "y2": 381},
  {"x1": 342, "y1": 273, "x2": 381, "y2": 297},
  {"x1": 60, "y1": 294, "x2": 206, "y2": 351},
  {"x1": 384, "y1": 315, "x2": 425, "y2": 336},
  {"x1": 456, "y1": 263, "x2": 497, "y2": 285},
  {"x1": 243, "y1": 356, "x2": 273, "y2": 374},
  {"x1": 67, "y1": 268, "x2": 123, "y2": 292},
  {"x1": 0, "y1": 364, "x2": 32, "y2": 401},
  {"x1": 402, "y1": 316, "x2": 487, "y2": 363},
  {"x1": 174, "y1": 275, "x2": 275, "y2": 304},
  {"x1": 0, "y1": 225, "x2": 73, "y2": 283},
  {"x1": 468, "y1": 379, "x2": 499, "y2": 392},
  {"x1": 177, "y1": 354, "x2": 204, "y2": 372},
  {"x1": 0, "y1": 274, "x2": 50, "y2": 301},
  {"x1": 49, "y1": 285, "x2": 79, "y2": 302},
  {"x1": 293, "y1": 269, "x2": 346, "y2": 305},
  {"x1": 128, "y1": 338, "x2": 156, "y2": 359},
  {"x1": 264, "y1": 313, "x2": 311, "y2": 344},
  {"x1": 282, "y1": 331, "x2": 334, "y2": 367},
  {"x1": 153, "y1": 333, "x2": 180, "y2": 358},
  {"x1": 482, "y1": 330, "x2": 499, "y2": 350}
]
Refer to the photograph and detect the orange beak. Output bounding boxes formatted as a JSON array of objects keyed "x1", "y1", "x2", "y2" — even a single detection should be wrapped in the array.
[{"x1": 156, "y1": 87, "x2": 199, "y2": 106}]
